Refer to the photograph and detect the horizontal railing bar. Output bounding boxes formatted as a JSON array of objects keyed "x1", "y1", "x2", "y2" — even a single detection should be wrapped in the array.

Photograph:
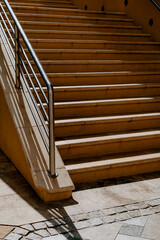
[
  {"x1": 19, "y1": 43, "x2": 49, "y2": 105},
  {"x1": 20, "y1": 57, "x2": 49, "y2": 122},
  {"x1": 0, "y1": 13, "x2": 15, "y2": 46},
  {"x1": 21, "y1": 80, "x2": 49, "y2": 153},
  {"x1": 20, "y1": 56, "x2": 49, "y2": 138},
  {"x1": 150, "y1": 0, "x2": 160, "y2": 10},
  {"x1": 0, "y1": 3, "x2": 14, "y2": 33}
]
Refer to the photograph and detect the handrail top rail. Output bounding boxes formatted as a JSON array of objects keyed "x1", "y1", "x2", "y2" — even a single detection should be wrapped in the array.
[
  {"x1": 150, "y1": 0, "x2": 160, "y2": 11},
  {"x1": 3, "y1": 0, "x2": 52, "y2": 90}
]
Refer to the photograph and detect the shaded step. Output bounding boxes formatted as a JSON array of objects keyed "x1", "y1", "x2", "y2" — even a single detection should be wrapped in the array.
[
  {"x1": 14, "y1": 13, "x2": 135, "y2": 25},
  {"x1": 29, "y1": 60, "x2": 160, "y2": 73},
  {"x1": 66, "y1": 150, "x2": 160, "y2": 183},
  {"x1": 31, "y1": 71, "x2": 160, "y2": 87},
  {"x1": 10, "y1": 5, "x2": 127, "y2": 18},
  {"x1": 53, "y1": 97, "x2": 160, "y2": 119},
  {"x1": 33, "y1": 49, "x2": 160, "y2": 61},
  {"x1": 34, "y1": 83, "x2": 160, "y2": 102},
  {"x1": 24, "y1": 29, "x2": 151, "y2": 41},
  {"x1": 55, "y1": 112, "x2": 160, "y2": 138},
  {"x1": 28, "y1": 39, "x2": 160, "y2": 51},
  {"x1": 8, "y1": 2, "x2": 76, "y2": 9},
  {"x1": 19, "y1": 21, "x2": 143, "y2": 33},
  {"x1": 56, "y1": 130, "x2": 160, "y2": 160}
]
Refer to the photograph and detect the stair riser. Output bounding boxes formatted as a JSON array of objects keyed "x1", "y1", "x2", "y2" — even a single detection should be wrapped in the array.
[
  {"x1": 8, "y1": 3, "x2": 76, "y2": 9},
  {"x1": 57, "y1": 136, "x2": 160, "y2": 160},
  {"x1": 55, "y1": 117, "x2": 160, "y2": 138},
  {"x1": 27, "y1": 41, "x2": 160, "y2": 51},
  {"x1": 54, "y1": 101, "x2": 160, "y2": 119},
  {"x1": 30, "y1": 62, "x2": 160, "y2": 73},
  {"x1": 15, "y1": 15, "x2": 135, "y2": 26},
  {"x1": 53, "y1": 87, "x2": 160, "y2": 102},
  {"x1": 34, "y1": 52, "x2": 160, "y2": 61},
  {"x1": 69, "y1": 161, "x2": 160, "y2": 183},
  {"x1": 20, "y1": 23, "x2": 142, "y2": 33},
  {"x1": 30, "y1": 73, "x2": 160, "y2": 87},
  {"x1": 12, "y1": 7, "x2": 127, "y2": 18},
  {"x1": 25, "y1": 31, "x2": 151, "y2": 41}
]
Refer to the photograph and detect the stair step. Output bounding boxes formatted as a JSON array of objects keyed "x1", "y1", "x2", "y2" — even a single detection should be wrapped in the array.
[
  {"x1": 11, "y1": 5, "x2": 127, "y2": 18},
  {"x1": 28, "y1": 39, "x2": 160, "y2": 50},
  {"x1": 30, "y1": 60, "x2": 160, "y2": 73},
  {"x1": 8, "y1": 2, "x2": 76, "y2": 9},
  {"x1": 66, "y1": 150, "x2": 160, "y2": 183},
  {"x1": 33, "y1": 83, "x2": 160, "y2": 102},
  {"x1": 30, "y1": 71, "x2": 160, "y2": 87},
  {"x1": 19, "y1": 21, "x2": 142, "y2": 33},
  {"x1": 24, "y1": 29, "x2": 151, "y2": 41},
  {"x1": 33, "y1": 49, "x2": 160, "y2": 60},
  {"x1": 56, "y1": 130, "x2": 160, "y2": 160},
  {"x1": 55, "y1": 113, "x2": 160, "y2": 138},
  {"x1": 14, "y1": 13, "x2": 135, "y2": 25},
  {"x1": 53, "y1": 97, "x2": 160, "y2": 119}
]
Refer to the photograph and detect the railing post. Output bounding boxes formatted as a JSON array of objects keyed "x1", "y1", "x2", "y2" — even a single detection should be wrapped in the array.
[
  {"x1": 15, "y1": 24, "x2": 20, "y2": 89},
  {"x1": 48, "y1": 85, "x2": 58, "y2": 178}
]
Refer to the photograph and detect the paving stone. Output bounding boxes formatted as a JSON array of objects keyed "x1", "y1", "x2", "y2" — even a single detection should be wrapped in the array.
[
  {"x1": 136, "y1": 202, "x2": 149, "y2": 209},
  {"x1": 102, "y1": 208, "x2": 116, "y2": 216},
  {"x1": 141, "y1": 214, "x2": 160, "y2": 240},
  {"x1": 124, "y1": 216, "x2": 149, "y2": 227},
  {"x1": 103, "y1": 215, "x2": 115, "y2": 224},
  {"x1": 125, "y1": 204, "x2": 139, "y2": 211},
  {"x1": 115, "y1": 213, "x2": 131, "y2": 221},
  {"x1": 115, "y1": 206, "x2": 127, "y2": 214},
  {"x1": 47, "y1": 228, "x2": 58, "y2": 236},
  {"x1": 70, "y1": 213, "x2": 89, "y2": 222},
  {"x1": 26, "y1": 232, "x2": 41, "y2": 240},
  {"x1": 140, "y1": 208, "x2": 153, "y2": 216},
  {"x1": 21, "y1": 225, "x2": 34, "y2": 232},
  {"x1": 56, "y1": 224, "x2": 73, "y2": 234},
  {"x1": 128, "y1": 210, "x2": 141, "y2": 218},
  {"x1": 115, "y1": 234, "x2": 151, "y2": 240},
  {"x1": 32, "y1": 222, "x2": 47, "y2": 230},
  {"x1": 43, "y1": 235, "x2": 68, "y2": 240},
  {"x1": 4, "y1": 232, "x2": 22, "y2": 240},
  {"x1": 13, "y1": 227, "x2": 29, "y2": 236},
  {"x1": 152, "y1": 205, "x2": 160, "y2": 213},
  {"x1": 119, "y1": 224, "x2": 144, "y2": 237},
  {"x1": 35, "y1": 229, "x2": 50, "y2": 237},
  {"x1": 74, "y1": 220, "x2": 90, "y2": 230},
  {"x1": 46, "y1": 219, "x2": 63, "y2": 228},
  {"x1": 87, "y1": 211, "x2": 103, "y2": 219},
  {"x1": 89, "y1": 217, "x2": 103, "y2": 227},
  {"x1": 147, "y1": 199, "x2": 160, "y2": 207}
]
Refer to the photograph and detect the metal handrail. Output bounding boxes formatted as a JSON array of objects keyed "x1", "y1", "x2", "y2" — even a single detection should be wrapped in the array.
[
  {"x1": 0, "y1": 0, "x2": 57, "y2": 177},
  {"x1": 150, "y1": 0, "x2": 160, "y2": 10}
]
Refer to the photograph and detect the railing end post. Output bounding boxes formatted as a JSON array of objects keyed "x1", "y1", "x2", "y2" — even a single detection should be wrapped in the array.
[{"x1": 47, "y1": 170, "x2": 58, "y2": 178}]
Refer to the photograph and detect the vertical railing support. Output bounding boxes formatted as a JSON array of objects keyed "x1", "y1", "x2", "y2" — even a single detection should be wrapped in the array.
[
  {"x1": 47, "y1": 85, "x2": 58, "y2": 178},
  {"x1": 15, "y1": 24, "x2": 20, "y2": 89}
]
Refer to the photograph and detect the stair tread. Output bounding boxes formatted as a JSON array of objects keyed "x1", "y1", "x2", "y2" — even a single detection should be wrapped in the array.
[
  {"x1": 24, "y1": 29, "x2": 150, "y2": 36},
  {"x1": 15, "y1": 12, "x2": 134, "y2": 22},
  {"x1": 66, "y1": 150, "x2": 160, "y2": 172},
  {"x1": 54, "y1": 97, "x2": 160, "y2": 107},
  {"x1": 55, "y1": 112, "x2": 160, "y2": 126},
  {"x1": 56, "y1": 129, "x2": 160, "y2": 147},
  {"x1": 20, "y1": 20, "x2": 142, "y2": 29}
]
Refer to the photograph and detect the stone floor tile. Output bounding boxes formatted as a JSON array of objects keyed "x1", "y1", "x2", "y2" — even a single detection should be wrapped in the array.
[
  {"x1": 0, "y1": 226, "x2": 14, "y2": 238},
  {"x1": 115, "y1": 234, "x2": 152, "y2": 240},
  {"x1": 79, "y1": 222, "x2": 122, "y2": 240},
  {"x1": 119, "y1": 224, "x2": 143, "y2": 237},
  {"x1": 47, "y1": 228, "x2": 58, "y2": 236},
  {"x1": 4, "y1": 232, "x2": 22, "y2": 240},
  {"x1": 26, "y1": 232, "x2": 41, "y2": 240},
  {"x1": 102, "y1": 208, "x2": 116, "y2": 216},
  {"x1": 128, "y1": 210, "x2": 141, "y2": 218},
  {"x1": 43, "y1": 235, "x2": 68, "y2": 240},
  {"x1": 35, "y1": 229, "x2": 50, "y2": 237},
  {"x1": 125, "y1": 204, "x2": 139, "y2": 211},
  {"x1": 124, "y1": 216, "x2": 149, "y2": 227},
  {"x1": 32, "y1": 222, "x2": 47, "y2": 230},
  {"x1": 13, "y1": 227, "x2": 29, "y2": 236},
  {"x1": 147, "y1": 199, "x2": 160, "y2": 207},
  {"x1": 88, "y1": 217, "x2": 103, "y2": 227},
  {"x1": 141, "y1": 214, "x2": 160, "y2": 240},
  {"x1": 115, "y1": 206, "x2": 127, "y2": 214},
  {"x1": 74, "y1": 221, "x2": 90, "y2": 230},
  {"x1": 21, "y1": 224, "x2": 34, "y2": 232}
]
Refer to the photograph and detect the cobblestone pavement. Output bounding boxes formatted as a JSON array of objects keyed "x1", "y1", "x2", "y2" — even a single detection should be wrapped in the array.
[{"x1": 1, "y1": 198, "x2": 160, "y2": 240}]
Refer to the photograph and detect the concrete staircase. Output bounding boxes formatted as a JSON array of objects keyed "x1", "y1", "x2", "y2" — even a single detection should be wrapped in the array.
[{"x1": 6, "y1": 0, "x2": 160, "y2": 184}]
